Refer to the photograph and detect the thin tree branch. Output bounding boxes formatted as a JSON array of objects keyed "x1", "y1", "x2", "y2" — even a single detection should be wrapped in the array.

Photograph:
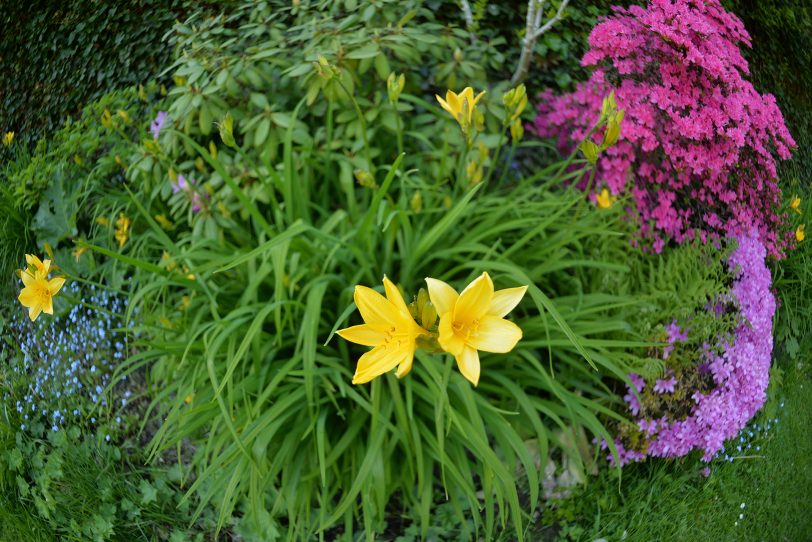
[
  {"x1": 510, "y1": 0, "x2": 570, "y2": 86},
  {"x1": 459, "y1": 0, "x2": 477, "y2": 44}
]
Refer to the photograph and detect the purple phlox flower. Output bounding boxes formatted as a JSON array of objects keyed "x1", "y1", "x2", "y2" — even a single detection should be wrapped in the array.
[
  {"x1": 654, "y1": 376, "x2": 677, "y2": 394},
  {"x1": 150, "y1": 111, "x2": 168, "y2": 140},
  {"x1": 628, "y1": 373, "x2": 646, "y2": 392},
  {"x1": 663, "y1": 320, "x2": 688, "y2": 359},
  {"x1": 623, "y1": 373, "x2": 645, "y2": 416}
]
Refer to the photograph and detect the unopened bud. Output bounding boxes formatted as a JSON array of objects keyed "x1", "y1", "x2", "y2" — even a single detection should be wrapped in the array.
[
  {"x1": 579, "y1": 140, "x2": 600, "y2": 164},
  {"x1": 353, "y1": 168, "x2": 376, "y2": 188},
  {"x1": 218, "y1": 112, "x2": 237, "y2": 148},
  {"x1": 410, "y1": 190, "x2": 423, "y2": 213}
]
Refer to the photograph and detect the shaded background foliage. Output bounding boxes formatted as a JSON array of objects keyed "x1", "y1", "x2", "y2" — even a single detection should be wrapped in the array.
[
  {"x1": 0, "y1": 0, "x2": 231, "y2": 151},
  {"x1": 724, "y1": 0, "x2": 812, "y2": 186}
]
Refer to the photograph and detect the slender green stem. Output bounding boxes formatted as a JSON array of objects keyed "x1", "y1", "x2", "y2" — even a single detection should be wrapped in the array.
[
  {"x1": 394, "y1": 104, "x2": 404, "y2": 157},
  {"x1": 483, "y1": 129, "x2": 507, "y2": 188},
  {"x1": 336, "y1": 80, "x2": 373, "y2": 174}
]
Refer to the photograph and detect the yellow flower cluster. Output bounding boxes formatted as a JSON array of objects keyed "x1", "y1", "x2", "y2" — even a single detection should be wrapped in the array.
[
  {"x1": 436, "y1": 87, "x2": 486, "y2": 137},
  {"x1": 789, "y1": 195, "x2": 804, "y2": 243},
  {"x1": 17, "y1": 254, "x2": 66, "y2": 322},
  {"x1": 115, "y1": 213, "x2": 131, "y2": 248},
  {"x1": 3, "y1": 131, "x2": 14, "y2": 146},
  {"x1": 338, "y1": 273, "x2": 527, "y2": 386}
]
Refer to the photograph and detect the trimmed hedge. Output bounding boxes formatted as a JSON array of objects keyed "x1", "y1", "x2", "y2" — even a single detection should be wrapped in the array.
[
  {"x1": 0, "y1": 0, "x2": 228, "y2": 149},
  {"x1": 724, "y1": 0, "x2": 812, "y2": 185}
]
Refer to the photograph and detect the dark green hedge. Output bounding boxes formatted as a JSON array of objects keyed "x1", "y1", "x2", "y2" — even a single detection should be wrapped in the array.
[
  {"x1": 724, "y1": 0, "x2": 812, "y2": 186},
  {"x1": 0, "y1": 0, "x2": 227, "y2": 148}
]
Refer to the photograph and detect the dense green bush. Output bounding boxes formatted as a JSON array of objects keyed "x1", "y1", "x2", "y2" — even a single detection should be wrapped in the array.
[
  {"x1": 0, "y1": 85, "x2": 167, "y2": 292},
  {"x1": 6, "y1": 1, "x2": 674, "y2": 539},
  {"x1": 0, "y1": 0, "x2": 230, "y2": 152}
]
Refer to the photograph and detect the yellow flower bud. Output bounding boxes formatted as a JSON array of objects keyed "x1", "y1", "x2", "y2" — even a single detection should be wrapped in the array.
[
  {"x1": 579, "y1": 140, "x2": 600, "y2": 164},
  {"x1": 410, "y1": 190, "x2": 423, "y2": 213},
  {"x1": 353, "y1": 169, "x2": 376, "y2": 189},
  {"x1": 387, "y1": 72, "x2": 406, "y2": 105},
  {"x1": 217, "y1": 112, "x2": 237, "y2": 148},
  {"x1": 510, "y1": 118, "x2": 525, "y2": 143}
]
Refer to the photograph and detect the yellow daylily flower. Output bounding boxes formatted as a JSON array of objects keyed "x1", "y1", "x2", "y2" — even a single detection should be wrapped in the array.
[
  {"x1": 790, "y1": 195, "x2": 801, "y2": 214},
  {"x1": 24, "y1": 253, "x2": 51, "y2": 277},
  {"x1": 338, "y1": 276, "x2": 429, "y2": 384},
  {"x1": 797, "y1": 224, "x2": 805, "y2": 242},
  {"x1": 436, "y1": 87, "x2": 486, "y2": 133},
  {"x1": 115, "y1": 213, "x2": 131, "y2": 248},
  {"x1": 3, "y1": 131, "x2": 14, "y2": 146},
  {"x1": 596, "y1": 188, "x2": 617, "y2": 209},
  {"x1": 17, "y1": 254, "x2": 66, "y2": 321},
  {"x1": 427, "y1": 272, "x2": 527, "y2": 386}
]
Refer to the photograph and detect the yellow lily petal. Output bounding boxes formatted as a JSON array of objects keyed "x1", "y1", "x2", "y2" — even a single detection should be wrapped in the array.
[
  {"x1": 468, "y1": 315, "x2": 523, "y2": 353},
  {"x1": 337, "y1": 324, "x2": 387, "y2": 347},
  {"x1": 425, "y1": 277, "x2": 459, "y2": 316},
  {"x1": 455, "y1": 346, "x2": 480, "y2": 386},
  {"x1": 25, "y1": 254, "x2": 51, "y2": 276},
  {"x1": 487, "y1": 286, "x2": 528, "y2": 318},
  {"x1": 43, "y1": 295, "x2": 54, "y2": 315},
  {"x1": 395, "y1": 349, "x2": 416, "y2": 379},
  {"x1": 48, "y1": 276, "x2": 66, "y2": 296},
  {"x1": 454, "y1": 272, "x2": 493, "y2": 323},
  {"x1": 445, "y1": 90, "x2": 461, "y2": 115},
  {"x1": 18, "y1": 287, "x2": 38, "y2": 307},
  {"x1": 352, "y1": 344, "x2": 410, "y2": 384},
  {"x1": 596, "y1": 188, "x2": 614, "y2": 209},
  {"x1": 472, "y1": 90, "x2": 486, "y2": 107},
  {"x1": 438, "y1": 311, "x2": 465, "y2": 357},
  {"x1": 354, "y1": 285, "x2": 399, "y2": 327},
  {"x1": 436, "y1": 94, "x2": 453, "y2": 117},
  {"x1": 20, "y1": 270, "x2": 35, "y2": 287},
  {"x1": 29, "y1": 304, "x2": 43, "y2": 322},
  {"x1": 382, "y1": 276, "x2": 410, "y2": 317}
]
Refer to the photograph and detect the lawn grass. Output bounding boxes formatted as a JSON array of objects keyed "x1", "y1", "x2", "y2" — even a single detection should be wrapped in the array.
[{"x1": 541, "y1": 348, "x2": 812, "y2": 542}]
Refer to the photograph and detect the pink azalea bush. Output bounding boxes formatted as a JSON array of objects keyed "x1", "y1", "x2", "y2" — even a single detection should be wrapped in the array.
[
  {"x1": 532, "y1": 0, "x2": 796, "y2": 257},
  {"x1": 604, "y1": 231, "x2": 775, "y2": 464}
]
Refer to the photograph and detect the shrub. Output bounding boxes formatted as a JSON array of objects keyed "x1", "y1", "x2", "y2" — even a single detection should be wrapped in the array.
[
  {"x1": 0, "y1": 0, "x2": 231, "y2": 154},
  {"x1": 0, "y1": 85, "x2": 165, "y2": 286},
  {"x1": 41, "y1": 2, "x2": 673, "y2": 538},
  {"x1": 532, "y1": 0, "x2": 797, "y2": 257}
]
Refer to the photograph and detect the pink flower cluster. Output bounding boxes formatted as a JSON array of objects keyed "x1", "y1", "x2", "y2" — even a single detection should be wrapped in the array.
[
  {"x1": 605, "y1": 231, "x2": 775, "y2": 464},
  {"x1": 532, "y1": 0, "x2": 796, "y2": 257}
]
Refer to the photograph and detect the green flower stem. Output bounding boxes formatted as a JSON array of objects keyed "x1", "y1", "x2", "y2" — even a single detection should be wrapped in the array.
[{"x1": 336, "y1": 79, "x2": 373, "y2": 175}]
